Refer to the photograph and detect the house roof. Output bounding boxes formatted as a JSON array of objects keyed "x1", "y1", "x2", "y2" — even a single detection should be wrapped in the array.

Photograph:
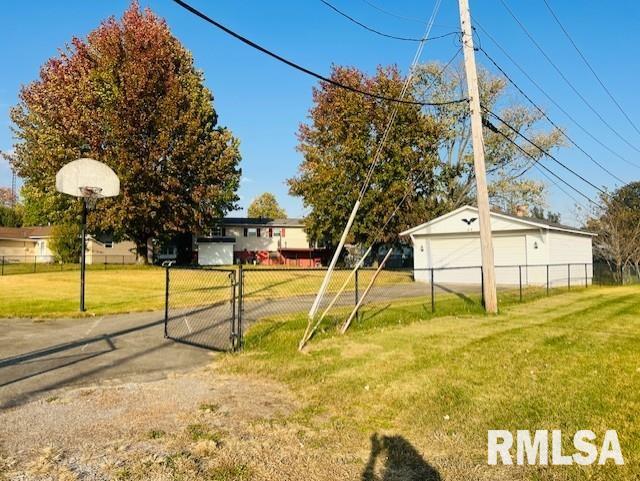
[
  {"x1": 0, "y1": 226, "x2": 53, "y2": 240},
  {"x1": 217, "y1": 218, "x2": 304, "y2": 228},
  {"x1": 400, "y1": 205, "x2": 595, "y2": 237}
]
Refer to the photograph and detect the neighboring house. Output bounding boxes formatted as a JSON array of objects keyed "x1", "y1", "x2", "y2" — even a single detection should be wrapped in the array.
[
  {"x1": 198, "y1": 218, "x2": 327, "y2": 267},
  {"x1": 0, "y1": 226, "x2": 136, "y2": 265},
  {"x1": 400, "y1": 205, "x2": 595, "y2": 286},
  {"x1": 0, "y1": 226, "x2": 54, "y2": 263},
  {"x1": 85, "y1": 236, "x2": 137, "y2": 265}
]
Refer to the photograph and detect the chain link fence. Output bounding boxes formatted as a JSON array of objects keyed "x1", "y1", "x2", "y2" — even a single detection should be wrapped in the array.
[
  {"x1": 163, "y1": 263, "x2": 594, "y2": 351},
  {"x1": 0, "y1": 255, "x2": 138, "y2": 275}
]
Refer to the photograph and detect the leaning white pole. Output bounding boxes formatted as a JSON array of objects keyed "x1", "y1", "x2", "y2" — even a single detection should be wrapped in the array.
[
  {"x1": 307, "y1": 200, "x2": 360, "y2": 321},
  {"x1": 340, "y1": 248, "x2": 393, "y2": 335},
  {"x1": 299, "y1": 244, "x2": 372, "y2": 350}
]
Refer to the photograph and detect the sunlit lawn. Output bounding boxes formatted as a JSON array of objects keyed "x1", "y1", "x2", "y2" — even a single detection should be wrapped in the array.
[
  {"x1": 218, "y1": 285, "x2": 640, "y2": 480},
  {"x1": 0, "y1": 266, "x2": 413, "y2": 318}
]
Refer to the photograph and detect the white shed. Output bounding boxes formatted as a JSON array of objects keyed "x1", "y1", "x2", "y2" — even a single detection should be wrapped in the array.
[
  {"x1": 197, "y1": 237, "x2": 235, "y2": 266},
  {"x1": 400, "y1": 206, "x2": 595, "y2": 287}
]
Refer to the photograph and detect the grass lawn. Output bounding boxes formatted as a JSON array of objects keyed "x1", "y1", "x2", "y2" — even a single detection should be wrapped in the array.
[
  {"x1": 216, "y1": 285, "x2": 640, "y2": 480},
  {"x1": 0, "y1": 266, "x2": 414, "y2": 318}
]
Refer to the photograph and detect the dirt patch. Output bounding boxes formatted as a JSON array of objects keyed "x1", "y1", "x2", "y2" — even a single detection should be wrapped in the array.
[{"x1": 0, "y1": 366, "x2": 301, "y2": 480}]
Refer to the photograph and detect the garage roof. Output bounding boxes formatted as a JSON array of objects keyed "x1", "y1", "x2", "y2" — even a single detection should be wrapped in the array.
[{"x1": 400, "y1": 205, "x2": 596, "y2": 237}]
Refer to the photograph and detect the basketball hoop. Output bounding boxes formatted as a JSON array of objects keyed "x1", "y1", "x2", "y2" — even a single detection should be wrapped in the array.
[
  {"x1": 79, "y1": 186, "x2": 104, "y2": 209},
  {"x1": 55, "y1": 158, "x2": 120, "y2": 312}
]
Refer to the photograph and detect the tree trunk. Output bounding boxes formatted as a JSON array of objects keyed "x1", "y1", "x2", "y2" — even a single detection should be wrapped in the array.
[{"x1": 135, "y1": 237, "x2": 152, "y2": 265}]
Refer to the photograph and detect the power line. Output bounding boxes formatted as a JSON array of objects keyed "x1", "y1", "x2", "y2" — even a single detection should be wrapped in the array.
[
  {"x1": 478, "y1": 46, "x2": 627, "y2": 184},
  {"x1": 318, "y1": 0, "x2": 460, "y2": 43},
  {"x1": 359, "y1": 0, "x2": 455, "y2": 28},
  {"x1": 541, "y1": 0, "x2": 640, "y2": 139},
  {"x1": 473, "y1": 20, "x2": 640, "y2": 170},
  {"x1": 484, "y1": 117, "x2": 597, "y2": 206},
  {"x1": 483, "y1": 107, "x2": 608, "y2": 197},
  {"x1": 170, "y1": 0, "x2": 467, "y2": 107},
  {"x1": 497, "y1": 0, "x2": 640, "y2": 155}
]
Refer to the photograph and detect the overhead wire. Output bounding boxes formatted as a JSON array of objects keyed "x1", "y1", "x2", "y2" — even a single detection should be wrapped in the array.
[
  {"x1": 472, "y1": 19, "x2": 640, "y2": 170},
  {"x1": 483, "y1": 107, "x2": 609, "y2": 196},
  {"x1": 497, "y1": 0, "x2": 640, "y2": 155},
  {"x1": 478, "y1": 46, "x2": 627, "y2": 184},
  {"x1": 318, "y1": 0, "x2": 460, "y2": 43},
  {"x1": 541, "y1": 0, "x2": 640, "y2": 139},
  {"x1": 170, "y1": 0, "x2": 467, "y2": 107}
]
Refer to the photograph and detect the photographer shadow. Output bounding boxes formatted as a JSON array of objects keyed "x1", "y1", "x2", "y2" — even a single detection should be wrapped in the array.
[{"x1": 362, "y1": 433, "x2": 441, "y2": 481}]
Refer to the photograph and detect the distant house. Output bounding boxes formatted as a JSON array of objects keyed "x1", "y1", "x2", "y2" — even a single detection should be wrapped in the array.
[
  {"x1": 0, "y1": 225, "x2": 136, "y2": 265},
  {"x1": 0, "y1": 226, "x2": 54, "y2": 263},
  {"x1": 401, "y1": 205, "x2": 595, "y2": 286},
  {"x1": 197, "y1": 218, "x2": 327, "y2": 267}
]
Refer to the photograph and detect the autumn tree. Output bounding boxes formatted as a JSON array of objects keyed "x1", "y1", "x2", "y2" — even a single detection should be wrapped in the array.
[
  {"x1": 248, "y1": 192, "x2": 286, "y2": 218},
  {"x1": 49, "y1": 223, "x2": 82, "y2": 263},
  {"x1": 9, "y1": 3, "x2": 241, "y2": 262},
  {"x1": 588, "y1": 182, "x2": 640, "y2": 282},
  {"x1": 289, "y1": 65, "x2": 454, "y2": 246},
  {"x1": 412, "y1": 61, "x2": 563, "y2": 214}
]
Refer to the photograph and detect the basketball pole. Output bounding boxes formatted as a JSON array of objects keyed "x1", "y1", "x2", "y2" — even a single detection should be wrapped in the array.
[{"x1": 80, "y1": 198, "x2": 87, "y2": 312}]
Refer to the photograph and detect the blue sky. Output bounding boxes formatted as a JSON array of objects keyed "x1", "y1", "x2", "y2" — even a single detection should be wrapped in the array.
[{"x1": 1, "y1": 0, "x2": 639, "y2": 223}]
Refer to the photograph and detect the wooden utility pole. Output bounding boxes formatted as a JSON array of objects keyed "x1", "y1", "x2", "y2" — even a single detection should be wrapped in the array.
[{"x1": 458, "y1": 0, "x2": 498, "y2": 313}]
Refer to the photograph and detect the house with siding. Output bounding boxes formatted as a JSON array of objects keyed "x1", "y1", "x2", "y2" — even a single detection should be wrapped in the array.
[
  {"x1": 198, "y1": 218, "x2": 326, "y2": 266},
  {"x1": 0, "y1": 226, "x2": 54, "y2": 262}
]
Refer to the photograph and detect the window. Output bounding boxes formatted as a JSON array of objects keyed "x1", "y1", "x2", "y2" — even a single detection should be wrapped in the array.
[
  {"x1": 245, "y1": 227, "x2": 258, "y2": 237},
  {"x1": 212, "y1": 225, "x2": 226, "y2": 237},
  {"x1": 272, "y1": 228, "x2": 282, "y2": 237}
]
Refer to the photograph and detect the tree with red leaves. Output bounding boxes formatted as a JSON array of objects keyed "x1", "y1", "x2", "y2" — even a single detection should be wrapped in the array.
[{"x1": 10, "y1": 2, "x2": 241, "y2": 262}]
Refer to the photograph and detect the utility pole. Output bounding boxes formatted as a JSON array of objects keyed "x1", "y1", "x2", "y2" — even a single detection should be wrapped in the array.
[{"x1": 458, "y1": 0, "x2": 498, "y2": 313}]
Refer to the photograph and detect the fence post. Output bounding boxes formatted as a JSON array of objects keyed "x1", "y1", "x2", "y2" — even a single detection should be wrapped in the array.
[
  {"x1": 230, "y1": 270, "x2": 237, "y2": 351},
  {"x1": 104, "y1": 257, "x2": 107, "y2": 271},
  {"x1": 585, "y1": 263, "x2": 588, "y2": 288},
  {"x1": 519, "y1": 265, "x2": 523, "y2": 302},
  {"x1": 1, "y1": 256, "x2": 3, "y2": 276},
  {"x1": 430, "y1": 268, "x2": 435, "y2": 313},
  {"x1": 164, "y1": 265, "x2": 170, "y2": 338},
  {"x1": 238, "y1": 265, "x2": 244, "y2": 349},
  {"x1": 33, "y1": 256, "x2": 37, "y2": 273},
  {"x1": 568, "y1": 264, "x2": 571, "y2": 291},
  {"x1": 122, "y1": 255, "x2": 125, "y2": 265},
  {"x1": 480, "y1": 266, "x2": 485, "y2": 307},
  {"x1": 546, "y1": 264, "x2": 550, "y2": 296},
  {"x1": 355, "y1": 266, "x2": 360, "y2": 321}
]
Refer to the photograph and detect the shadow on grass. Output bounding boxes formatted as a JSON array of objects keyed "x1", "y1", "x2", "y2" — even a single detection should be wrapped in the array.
[{"x1": 362, "y1": 433, "x2": 440, "y2": 481}]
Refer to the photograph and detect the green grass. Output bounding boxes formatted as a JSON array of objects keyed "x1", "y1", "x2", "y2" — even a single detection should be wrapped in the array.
[
  {"x1": 0, "y1": 266, "x2": 413, "y2": 318},
  {"x1": 219, "y1": 285, "x2": 640, "y2": 480}
]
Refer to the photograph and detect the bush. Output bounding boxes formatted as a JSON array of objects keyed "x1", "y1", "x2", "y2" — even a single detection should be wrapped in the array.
[{"x1": 49, "y1": 223, "x2": 81, "y2": 263}]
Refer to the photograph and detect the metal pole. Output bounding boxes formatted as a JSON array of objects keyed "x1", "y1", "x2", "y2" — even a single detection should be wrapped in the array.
[
  {"x1": 585, "y1": 263, "x2": 588, "y2": 288},
  {"x1": 430, "y1": 268, "x2": 435, "y2": 313},
  {"x1": 230, "y1": 271, "x2": 237, "y2": 350},
  {"x1": 480, "y1": 266, "x2": 484, "y2": 307},
  {"x1": 80, "y1": 199, "x2": 87, "y2": 312},
  {"x1": 33, "y1": 256, "x2": 37, "y2": 273},
  {"x1": 164, "y1": 264, "x2": 170, "y2": 338},
  {"x1": 546, "y1": 264, "x2": 550, "y2": 296},
  {"x1": 458, "y1": 0, "x2": 498, "y2": 313},
  {"x1": 1, "y1": 256, "x2": 3, "y2": 276},
  {"x1": 519, "y1": 265, "x2": 523, "y2": 302},
  {"x1": 568, "y1": 264, "x2": 571, "y2": 291},
  {"x1": 355, "y1": 266, "x2": 360, "y2": 321},
  {"x1": 238, "y1": 265, "x2": 244, "y2": 349}
]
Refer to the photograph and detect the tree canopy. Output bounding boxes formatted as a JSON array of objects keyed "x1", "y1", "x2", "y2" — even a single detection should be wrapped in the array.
[
  {"x1": 289, "y1": 65, "x2": 454, "y2": 246},
  {"x1": 247, "y1": 192, "x2": 287, "y2": 218},
  {"x1": 9, "y1": 2, "x2": 241, "y2": 262},
  {"x1": 289, "y1": 62, "x2": 562, "y2": 246}
]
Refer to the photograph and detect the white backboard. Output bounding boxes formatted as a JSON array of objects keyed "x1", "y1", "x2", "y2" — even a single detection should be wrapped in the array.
[{"x1": 55, "y1": 158, "x2": 120, "y2": 198}]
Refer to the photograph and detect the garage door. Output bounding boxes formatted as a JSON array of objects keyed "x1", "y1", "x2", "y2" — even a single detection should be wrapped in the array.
[
  {"x1": 428, "y1": 236, "x2": 526, "y2": 285},
  {"x1": 198, "y1": 243, "x2": 234, "y2": 266}
]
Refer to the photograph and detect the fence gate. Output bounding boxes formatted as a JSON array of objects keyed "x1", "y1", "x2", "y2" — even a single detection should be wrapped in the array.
[{"x1": 164, "y1": 266, "x2": 239, "y2": 351}]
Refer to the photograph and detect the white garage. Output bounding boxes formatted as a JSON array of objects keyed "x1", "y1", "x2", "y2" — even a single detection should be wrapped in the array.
[
  {"x1": 197, "y1": 237, "x2": 234, "y2": 266},
  {"x1": 400, "y1": 205, "x2": 595, "y2": 287}
]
